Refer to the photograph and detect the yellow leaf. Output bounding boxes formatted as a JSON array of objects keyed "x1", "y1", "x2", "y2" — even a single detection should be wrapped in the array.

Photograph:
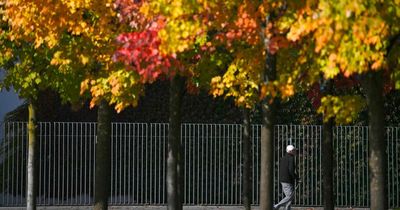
[{"x1": 80, "y1": 54, "x2": 90, "y2": 65}]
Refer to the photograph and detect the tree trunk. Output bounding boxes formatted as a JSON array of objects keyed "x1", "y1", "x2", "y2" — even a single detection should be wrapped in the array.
[
  {"x1": 242, "y1": 108, "x2": 252, "y2": 210},
  {"x1": 260, "y1": 52, "x2": 276, "y2": 210},
  {"x1": 362, "y1": 71, "x2": 387, "y2": 210},
  {"x1": 168, "y1": 75, "x2": 185, "y2": 210},
  {"x1": 27, "y1": 100, "x2": 38, "y2": 210},
  {"x1": 322, "y1": 118, "x2": 334, "y2": 210},
  {"x1": 94, "y1": 100, "x2": 112, "y2": 210},
  {"x1": 322, "y1": 79, "x2": 335, "y2": 210}
]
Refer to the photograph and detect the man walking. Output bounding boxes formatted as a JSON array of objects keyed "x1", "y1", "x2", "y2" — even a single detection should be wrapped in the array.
[{"x1": 274, "y1": 145, "x2": 299, "y2": 210}]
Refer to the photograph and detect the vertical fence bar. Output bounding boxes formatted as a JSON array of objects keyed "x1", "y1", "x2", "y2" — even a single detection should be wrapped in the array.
[
  {"x1": 3, "y1": 123, "x2": 6, "y2": 206},
  {"x1": 389, "y1": 127, "x2": 392, "y2": 207},
  {"x1": 70, "y1": 123, "x2": 74, "y2": 204},
  {"x1": 118, "y1": 123, "x2": 121, "y2": 204},
  {"x1": 196, "y1": 124, "x2": 200, "y2": 204},
  {"x1": 83, "y1": 123, "x2": 86, "y2": 205},
  {"x1": 152, "y1": 123, "x2": 156, "y2": 204},
  {"x1": 201, "y1": 124, "x2": 205, "y2": 204},
  {"x1": 199, "y1": 124, "x2": 205, "y2": 205},
  {"x1": 46, "y1": 122, "x2": 50, "y2": 204},
  {"x1": 182, "y1": 124, "x2": 186, "y2": 204},
  {"x1": 333, "y1": 127, "x2": 339, "y2": 206},
  {"x1": 19, "y1": 122, "x2": 23, "y2": 206},
  {"x1": 346, "y1": 126, "x2": 349, "y2": 206},
  {"x1": 191, "y1": 124, "x2": 195, "y2": 204},
  {"x1": 74, "y1": 123, "x2": 78, "y2": 204},
  {"x1": 11, "y1": 122, "x2": 15, "y2": 206},
  {"x1": 127, "y1": 124, "x2": 131, "y2": 205},
  {"x1": 315, "y1": 126, "x2": 319, "y2": 206},
  {"x1": 7, "y1": 123, "x2": 10, "y2": 205},
  {"x1": 53, "y1": 123, "x2": 56, "y2": 205},
  {"x1": 9, "y1": 123, "x2": 12, "y2": 206},
  {"x1": 90, "y1": 123, "x2": 94, "y2": 204},
  {"x1": 318, "y1": 125, "x2": 322, "y2": 205},
  {"x1": 217, "y1": 124, "x2": 220, "y2": 204},
  {"x1": 353, "y1": 126, "x2": 356, "y2": 206},
  {"x1": 113, "y1": 123, "x2": 117, "y2": 204},
  {"x1": 224, "y1": 125, "x2": 227, "y2": 204},
  {"x1": 135, "y1": 124, "x2": 139, "y2": 203},
  {"x1": 250, "y1": 124, "x2": 253, "y2": 205},
  {"x1": 235, "y1": 125, "x2": 239, "y2": 204},
  {"x1": 16, "y1": 122, "x2": 20, "y2": 205},
  {"x1": 210, "y1": 124, "x2": 214, "y2": 205},
  {"x1": 110, "y1": 123, "x2": 114, "y2": 204},
  {"x1": 154, "y1": 124, "x2": 157, "y2": 204},
  {"x1": 340, "y1": 126, "x2": 343, "y2": 206},
  {"x1": 17, "y1": 123, "x2": 21, "y2": 205},
  {"x1": 38, "y1": 123, "x2": 42, "y2": 205},
  {"x1": 356, "y1": 126, "x2": 360, "y2": 207},
  {"x1": 18, "y1": 122, "x2": 22, "y2": 206},
  {"x1": 80, "y1": 123, "x2": 84, "y2": 205},
  {"x1": 337, "y1": 126, "x2": 340, "y2": 207},
  {"x1": 125, "y1": 124, "x2": 128, "y2": 204},
  {"x1": 11, "y1": 122, "x2": 16, "y2": 205},
  {"x1": 134, "y1": 123, "x2": 138, "y2": 204},
  {"x1": 229, "y1": 125, "x2": 232, "y2": 204},
  {"x1": 119, "y1": 123, "x2": 123, "y2": 204},
  {"x1": 205, "y1": 125, "x2": 208, "y2": 204},
  {"x1": 258, "y1": 124, "x2": 261, "y2": 205},
  {"x1": 146, "y1": 123, "x2": 150, "y2": 204},
  {"x1": 214, "y1": 124, "x2": 217, "y2": 205},
  {"x1": 397, "y1": 127, "x2": 399, "y2": 208},
  {"x1": 44, "y1": 123, "x2": 47, "y2": 205},
  {"x1": 146, "y1": 123, "x2": 153, "y2": 203},
  {"x1": 151, "y1": 124, "x2": 154, "y2": 204},
  {"x1": 187, "y1": 124, "x2": 191, "y2": 204},
  {"x1": 1, "y1": 123, "x2": 4, "y2": 206},
  {"x1": 232, "y1": 125, "x2": 236, "y2": 204},
  {"x1": 140, "y1": 124, "x2": 147, "y2": 203},
  {"x1": 164, "y1": 123, "x2": 168, "y2": 204},
  {"x1": 61, "y1": 123, "x2": 64, "y2": 204},
  {"x1": 68, "y1": 123, "x2": 72, "y2": 204},
  {"x1": 366, "y1": 126, "x2": 370, "y2": 205}
]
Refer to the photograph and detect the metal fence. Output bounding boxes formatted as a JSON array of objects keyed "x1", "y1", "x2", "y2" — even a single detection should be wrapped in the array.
[{"x1": 0, "y1": 122, "x2": 399, "y2": 208}]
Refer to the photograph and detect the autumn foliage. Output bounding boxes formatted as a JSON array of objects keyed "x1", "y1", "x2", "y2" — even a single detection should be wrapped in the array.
[{"x1": 2, "y1": 0, "x2": 147, "y2": 112}]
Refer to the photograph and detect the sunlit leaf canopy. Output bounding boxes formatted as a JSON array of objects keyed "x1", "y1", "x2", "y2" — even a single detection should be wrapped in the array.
[
  {"x1": 114, "y1": 0, "x2": 211, "y2": 84},
  {"x1": 1, "y1": 0, "x2": 144, "y2": 112},
  {"x1": 2, "y1": 0, "x2": 399, "y2": 117},
  {"x1": 118, "y1": 0, "x2": 399, "y2": 121},
  {"x1": 0, "y1": 37, "x2": 83, "y2": 101},
  {"x1": 115, "y1": 0, "x2": 303, "y2": 108},
  {"x1": 288, "y1": 0, "x2": 400, "y2": 78},
  {"x1": 286, "y1": 0, "x2": 400, "y2": 123}
]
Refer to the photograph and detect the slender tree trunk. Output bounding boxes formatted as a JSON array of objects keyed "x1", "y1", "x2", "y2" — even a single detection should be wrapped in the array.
[
  {"x1": 322, "y1": 118, "x2": 334, "y2": 210},
  {"x1": 27, "y1": 100, "x2": 38, "y2": 210},
  {"x1": 168, "y1": 75, "x2": 185, "y2": 210},
  {"x1": 242, "y1": 108, "x2": 252, "y2": 210},
  {"x1": 362, "y1": 71, "x2": 387, "y2": 210},
  {"x1": 260, "y1": 52, "x2": 276, "y2": 210},
  {"x1": 94, "y1": 100, "x2": 112, "y2": 210},
  {"x1": 322, "y1": 79, "x2": 335, "y2": 210}
]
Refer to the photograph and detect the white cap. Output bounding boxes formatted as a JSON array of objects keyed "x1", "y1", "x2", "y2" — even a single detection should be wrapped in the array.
[{"x1": 286, "y1": 145, "x2": 296, "y2": 153}]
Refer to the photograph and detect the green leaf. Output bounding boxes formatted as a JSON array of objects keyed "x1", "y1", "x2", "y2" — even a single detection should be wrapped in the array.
[{"x1": 35, "y1": 77, "x2": 41, "y2": 84}]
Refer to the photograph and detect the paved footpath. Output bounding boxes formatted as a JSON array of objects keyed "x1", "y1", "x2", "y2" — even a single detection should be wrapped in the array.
[{"x1": 0, "y1": 206, "x2": 379, "y2": 210}]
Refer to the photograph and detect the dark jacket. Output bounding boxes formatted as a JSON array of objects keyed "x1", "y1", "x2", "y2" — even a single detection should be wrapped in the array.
[{"x1": 279, "y1": 153, "x2": 298, "y2": 184}]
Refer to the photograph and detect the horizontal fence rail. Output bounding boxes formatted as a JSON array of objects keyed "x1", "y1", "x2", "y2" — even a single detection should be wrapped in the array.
[{"x1": 0, "y1": 122, "x2": 399, "y2": 208}]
